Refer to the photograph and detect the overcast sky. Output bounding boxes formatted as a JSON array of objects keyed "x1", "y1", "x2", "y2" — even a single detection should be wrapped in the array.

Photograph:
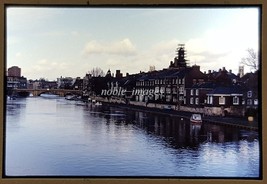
[{"x1": 6, "y1": 7, "x2": 259, "y2": 80}]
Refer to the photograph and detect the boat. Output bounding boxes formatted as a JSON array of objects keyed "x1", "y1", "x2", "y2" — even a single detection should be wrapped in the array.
[
  {"x1": 94, "y1": 102, "x2": 102, "y2": 106},
  {"x1": 190, "y1": 114, "x2": 202, "y2": 123},
  {"x1": 65, "y1": 95, "x2": 76, "y2": 100},
  {"x1": 7, "y1": 95, "x2": 17, "y2": 100}
]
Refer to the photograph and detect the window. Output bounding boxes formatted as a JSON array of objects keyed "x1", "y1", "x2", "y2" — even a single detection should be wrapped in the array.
[
  {"x1": 210, "y1": 96, "x2": 213, "y2": 104},
  {"x1": 190, "y1": 89, "x2": 194, "y2": 95},
  {"x1": 233, "y1": 96, "x2": 239, "y2": 105},
  {"x1": 195, "y1": 98, "x2": 199, "y2": 105},
  {"x1": 247, "y1": 91, "x2": 252, "y2": 98},
  {"x1": 184, "y1": 98, "x2": 186, "y2": 105},
  {"x1": 219, "y1": 96, "x2": 225, "y2": 105},
  {"x1": 196, "y1": 89, "x2": 199, "y2": 96},
  {"x1": 247, "y1": 99, "x2": 252, "y2": 105},
  {"x1": 179, "y1": 87, "x2": 184, "y2": 94},
  {"x1": 190, "y1": 97, "x2": 194, "y2": 104},
  {"x1": 254, "y1": 99, "x2": 258, "y2": 105}
]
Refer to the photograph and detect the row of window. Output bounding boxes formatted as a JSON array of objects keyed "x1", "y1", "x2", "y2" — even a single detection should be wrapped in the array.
[
  {"x1": 136, "y1": 78, "x2": 185, "y2": 86},
  {"x1": 206, "y1": 96, "x2": 240, "y2": 105},
  {"x1": 190, "y1": 97, "x2": 199, "y2": 105},
  {"x1": 247, "y1": 99, "x2": 258, "y2": 105},
  {"x1": 190, "y1": 89, "x2": 199, "y2": 96}
]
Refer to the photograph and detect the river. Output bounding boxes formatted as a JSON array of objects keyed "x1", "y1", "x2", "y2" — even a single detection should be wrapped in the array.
[{"x1": 5, "y1": 96, "x2": 260, "y2": 177}]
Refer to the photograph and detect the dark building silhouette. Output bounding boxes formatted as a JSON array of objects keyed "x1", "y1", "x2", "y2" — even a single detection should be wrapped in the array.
[
  {"x1": 169, "y1": 44, "x2": 188, "y2": 69},
  {"x1": 8, "y1": 66, "x2": 21, "y2": 77}
]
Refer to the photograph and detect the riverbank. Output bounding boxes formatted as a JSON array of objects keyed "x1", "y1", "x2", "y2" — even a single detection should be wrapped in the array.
[{"x1": 97, "y1": 100, "x2": 259, "y2": 131}]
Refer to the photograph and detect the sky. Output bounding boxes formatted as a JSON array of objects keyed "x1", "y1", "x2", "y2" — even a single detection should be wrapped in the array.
[{"x1": 6, "y1": 7, "x2": 260, "y2": 81}]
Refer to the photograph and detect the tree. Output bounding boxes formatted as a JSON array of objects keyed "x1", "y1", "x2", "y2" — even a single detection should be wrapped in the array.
[
  {"x1": 88, "y1": 67, "x2": 105, "y2": 77},
  {"x1": 241, "y1": 48, "x2": 258, "y2": 71}
]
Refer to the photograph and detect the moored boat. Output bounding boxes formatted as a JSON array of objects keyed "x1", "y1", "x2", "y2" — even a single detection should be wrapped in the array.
[{"x1": 94, "y1": 102, "x2": 102, "y2": 106}]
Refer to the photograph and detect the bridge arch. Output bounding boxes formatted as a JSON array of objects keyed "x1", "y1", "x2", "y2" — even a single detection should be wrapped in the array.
[{"x1": 37, "y1": 91, "x2": 62, "y2": 96}]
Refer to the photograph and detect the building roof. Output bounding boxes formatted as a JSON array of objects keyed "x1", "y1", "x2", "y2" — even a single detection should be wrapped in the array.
[
  {"x1": 192, "y1": 82, "x2": 217, "y2": 89},
  {"x1": 208, "y1": 85, "x2": 244, "y2": 95}
]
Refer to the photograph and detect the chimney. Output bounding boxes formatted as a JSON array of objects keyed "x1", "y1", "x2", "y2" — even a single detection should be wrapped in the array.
[
  {"x1": 229, "y1": 69, "x2": 232, "y2": 74},
  {"x1": 208, "y1": 70, "x2": 211, "y2": 74},
  {"x1": 192, "y1": 65, "x2": 200, "y2": 71},
  {"x1": 115, "y1": 70, "x2": 122, "y2": 78}
]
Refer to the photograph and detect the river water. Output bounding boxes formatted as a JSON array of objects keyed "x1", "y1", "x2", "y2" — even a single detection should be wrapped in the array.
[{"x1": 5, "y1": 96, "x2": 260, "y2": 177}]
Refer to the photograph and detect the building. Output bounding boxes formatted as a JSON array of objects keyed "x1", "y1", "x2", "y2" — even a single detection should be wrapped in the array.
[
  {"x1": 238, "y1": 65, "x2": 244, "y2": 78},
  {"x1": 205, "y1": 85, "x2": 244, "y2": 116},
  {"x1": 83, "y1": 44, "x2": 258, "y2": 118},
  {"x1": 57, "y1": 76, "x2": 75, "y2": 89},
  {"x1": 169, "y1": 44, "x2": 188, "y2": 69},
  {"x1": 72, "y1": 77, "x2": 84, "y2": 90},
  {"x1": 240, "y1": 71, "x2": 259, "y2": 118},
  {"x1": 8, "y1": 66, "x2": 21, "y2": 77},
  {"x1": 6, "y1": 66, "x2": 27, "y2": 96},
  {"x1": 6, "y1": 76, "x2": 27, "y2": 96}
]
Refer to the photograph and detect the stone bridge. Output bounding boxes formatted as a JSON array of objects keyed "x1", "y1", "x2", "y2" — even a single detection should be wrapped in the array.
[{"x1": 14, "y1": 89, "x2": 83, "y2": 97}]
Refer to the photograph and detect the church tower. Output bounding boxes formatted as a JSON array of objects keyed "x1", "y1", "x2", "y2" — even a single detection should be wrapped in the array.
[
  {"x1": 169, "y1": 44, "x2": 188, "y2": 69},
  {"x1": 239, "y1": 66, "x2": 244, "y2": 78}
]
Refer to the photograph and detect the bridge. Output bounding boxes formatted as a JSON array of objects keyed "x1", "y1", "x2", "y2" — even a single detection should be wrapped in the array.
[{"x1": 13, "y1": 88, "x2": 83, "y2": 97}]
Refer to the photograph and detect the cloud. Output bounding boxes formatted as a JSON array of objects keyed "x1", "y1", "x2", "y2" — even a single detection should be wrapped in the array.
[
  {"x1": 98, "y1": 39, "x2": 181, "y2": 74},
  {"x1": 83, "y1": 38, "x2": 137, "y2": 56},
  {"x1": 15, "y1": 52, "x2": 22, "y2": 57},
  {"x1": 24, "y1": 59, "x2": 72, "y2": 79}
]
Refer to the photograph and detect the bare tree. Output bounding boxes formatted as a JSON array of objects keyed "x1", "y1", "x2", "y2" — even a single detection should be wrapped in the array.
[
  {"x1": 88, "y1": 67, "x2": 105, "y2": 77},
  {"x1": 241, "y1": 48, "x2": 258, "y2": 71}
]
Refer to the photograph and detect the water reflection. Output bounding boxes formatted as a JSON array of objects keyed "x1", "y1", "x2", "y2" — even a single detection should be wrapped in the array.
[
  {"x1": 93, "y1": 107, "x2": 258, "y2": 148},
  {"x1": 85, "y1": 104, "x2": 259, "y2": 168},
  {"x1": 5, "y1": 97, "x2": 260, "y2": 177}
]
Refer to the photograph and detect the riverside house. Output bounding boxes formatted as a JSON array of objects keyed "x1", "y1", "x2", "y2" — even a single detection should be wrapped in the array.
[{"x1": 84, "y1": 45, "x2": 258, "y2": 118}]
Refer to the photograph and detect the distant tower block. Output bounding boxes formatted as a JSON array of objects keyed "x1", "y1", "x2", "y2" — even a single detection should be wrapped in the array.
[
  {"x1": 149, "y1": 65, "x2": 155, "y2": 72},
  {"x1": 239, "y1": 66, "x2": 244, "y2": 77},
  {"x1": 8, "y1": 66, "x2": 21, "y2": 77}
]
